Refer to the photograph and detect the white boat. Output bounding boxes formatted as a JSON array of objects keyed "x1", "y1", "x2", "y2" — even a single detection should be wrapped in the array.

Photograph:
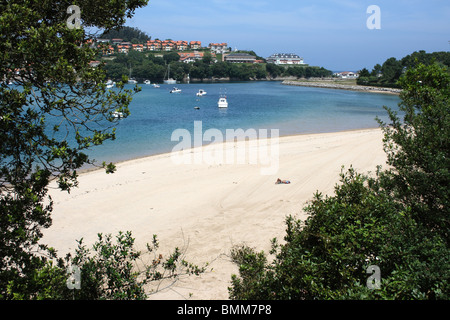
[
  {"x1": 144, "y1": 80, "x2": 151, "y2": 85},
  {"x1": 196, "y1": 89, "x2": 207, "y2": 96},
  {"x1": 218, "y1": 96, "x2": 228, "y2": 108},
  {"x1": 127, "y1": 65, "x2": 138, "y2": 84},
  {"x1": 164, "y1": 79, "x2": 177, "y2": 84},
  {"x1": 153, "y1": 84, "x2": 160, "y2": 88},
  {"x1": 112, "y1": 111, "x2": 124, "y2": 118},
  {"x1": 170, "y1": 87, "x2": 181, "y2": 93},
  {"x1": 106, "y1": 80, "x2": 115, "y2": 88},
  {"x1": 164, "y1": 64, "x2": 177, "y2": 84}
]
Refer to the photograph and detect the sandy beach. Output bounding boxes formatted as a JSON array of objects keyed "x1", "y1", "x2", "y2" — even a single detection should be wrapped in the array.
[{"x1": 42, "y1": 128, "x2": 387, "y2": 300}]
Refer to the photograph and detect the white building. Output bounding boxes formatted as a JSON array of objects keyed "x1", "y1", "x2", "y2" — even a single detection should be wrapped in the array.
[
  {"x1": 267, "y1": 53, "x2": 304, "y2": 65},
  {"x1": 209, "y1": 43, "x2": 229, "y2": 54},
  {"x1": 224, "y1": 53, "x2": 256, "y2": 63},
  {"x1": 333, "y1": 71, "x2": 359, "y2": 79}
]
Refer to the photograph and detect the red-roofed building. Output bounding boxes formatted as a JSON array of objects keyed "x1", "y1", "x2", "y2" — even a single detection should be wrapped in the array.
[
  {"x1": 209, "y1": 43, "x2": 229, "y2": 54},
  {"x1": 162, "y1": 41, "x2": 176, "y2": 51},
  {"x1": 117, "y1": 45, "x2": 130, "y2": 54},
  {"x1": 112, "y1": 38, "x2": 123, "y2": 45},
  {"x1": 189, "y1": 41, "x2": 201, "y2": 50},
  {"x1": 103, "y1": 45, "x2": 115, "y2": 55},
  {"x1": 147, "y1": 40, "x2": 162, "y2": 51},
  {"x1": 179, "y1": 51, "x2": 216, "y2": 63},
  {"x1": 176, "y1": 40, "x2": 188, "y2": 51},
  {"x1": 132, "y1": 44, "x2": 144, "y2": 52}
]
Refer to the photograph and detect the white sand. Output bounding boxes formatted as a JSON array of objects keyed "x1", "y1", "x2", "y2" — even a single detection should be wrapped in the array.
[{"x1": 42, "y1": 128, "x2": 387, "y2": 300}]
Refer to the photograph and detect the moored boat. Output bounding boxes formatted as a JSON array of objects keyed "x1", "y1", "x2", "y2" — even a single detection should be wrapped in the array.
[
  {"x1": 218, "y1": 96, "x2": 228, "y2": 108},
  {"x1": 196, "y1": 89, "x2": 207, "y2": 96}
]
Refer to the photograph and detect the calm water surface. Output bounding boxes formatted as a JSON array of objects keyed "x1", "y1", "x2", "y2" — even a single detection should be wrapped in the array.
[{"x1": 89, "y1": 81, "x2": 401, "y2": 163}]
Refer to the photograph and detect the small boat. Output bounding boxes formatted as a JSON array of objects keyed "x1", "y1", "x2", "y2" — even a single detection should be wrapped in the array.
[
  {"x1": 194, "y1": 106, "x2": 200, "y2": 110},
  {"x1": 170, "y1": 87, "x2": 181, "y2": 93},
  {"x1": 196, "y1": 89, "x2": 207, "y2": 96},
  {"x1": 164, "y1": 64, "x2": 177, "y2": 84},
  {"x1": 112, "y1": 111, "x2": 124, "y2": 118},
  {"x1": 128, "y1": 78, "x2": 138, "y2": 84},
  {"x1": 164, "y1": 79, "x2": 177, "y2": 84},
  {"x1": 218, "y1": 96, "x2": 228, "y2": 108},
  {"x1": 144, "y1": 80, "x2": 151, "y2": 85},
  {"x1": 153, "y1": 84, "x2": 160, "y2": 88},
  {"x1": 106, "y1": 80, "x2": 115, "y2": 88}
]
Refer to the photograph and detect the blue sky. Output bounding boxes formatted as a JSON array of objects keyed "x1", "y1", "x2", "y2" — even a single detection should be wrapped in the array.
[{"x1": 125, "y1": 0, "x2": 450, "y2": 71}]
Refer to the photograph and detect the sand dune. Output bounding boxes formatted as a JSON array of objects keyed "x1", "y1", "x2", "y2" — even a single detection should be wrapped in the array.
[{"x1": 42, "y1": 128, "x2": 387, "y2": 300}]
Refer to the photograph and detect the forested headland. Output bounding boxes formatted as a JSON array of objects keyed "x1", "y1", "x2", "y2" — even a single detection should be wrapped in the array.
[{"x1": 357, "y1": 50, "x2": 450, "y2": 88}]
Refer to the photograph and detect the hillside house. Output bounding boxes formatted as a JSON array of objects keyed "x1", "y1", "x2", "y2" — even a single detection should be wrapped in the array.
[
  {"x1": 334, "y1": 71, "x2": 358, "y2": 79},
  {"x1": 132, "y1": 44, "x2": 144, "y2": 52},
  {"x1": 267, "y1": 53, "x2": 304, "y2": 65},
  {"x1": 112, "y1": 38, "x2": 123, "y2": 45},
  {"x1": 178, "y1": 51, "x2": 216, "y2": 63},
  {"x1": 117, "y1": 45, "x2": 130, "y2": 54},
  {"x1": 147, "y1": 40, "x2": 162, "y2": 51},
  {"x1": 190, "y1": 41, "x2": 202, "y2": 50},
  {"x1": 176, "y1": 41, "x2": 188, "y2": 51},
  {"x1": 209, "y1": 43, "x2": 229, "y2": 54},
  {"x1": 223, "y1": 53, "x2": 256, "y2": 63},
  {"x1": 102, "y1": 45, "x2": 115, "y2": 55}
]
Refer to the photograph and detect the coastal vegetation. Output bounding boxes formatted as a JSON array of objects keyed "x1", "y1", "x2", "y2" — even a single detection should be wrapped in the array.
[
  {"x1": 1, "y1": 1, "x2": 448, "y2": 301},
  {"x1": 229, "y1": 62, "x2": 449, "y2": 299},
  {"x1": 357, "y1": 50, "x2": 450, "y2": 88},
  {"x1": 100, "y1": 26, "x2": 151, "y2": 44},
  {"x1": 0, "y1": 0, "x2": 205, "y2": 300},
  {"x1": 103, "y1": 50, "x2": 332, "y2": 82}
]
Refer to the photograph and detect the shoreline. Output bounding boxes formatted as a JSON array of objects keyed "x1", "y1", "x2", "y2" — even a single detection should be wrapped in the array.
[
  {"x1": 42, "y1": 127, "x2": 387, "y2": 300},
  {"x1": 77, "y1": 126, "x2": 382, "y2": 177},
  {"x1": 281, "y1": 80, "x2": 402, "y2": 95}
]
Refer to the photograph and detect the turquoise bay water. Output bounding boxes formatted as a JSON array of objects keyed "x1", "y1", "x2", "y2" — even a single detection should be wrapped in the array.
[{"x1": 89, "y1": 81, "x2": 401, "y2": 164}]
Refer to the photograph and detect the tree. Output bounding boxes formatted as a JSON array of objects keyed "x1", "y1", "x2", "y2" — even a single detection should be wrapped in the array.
[
  {"x1": 358, "y1": 68, "x2": 370, "y2": 78},
  {"x1": 371, "y1": 64, "x2": 382, "y2": 77},
  {"x1": 266, "y1": 63, "x2": 283, "y2": 79},
  {"x1": 358, "y1": 51, "x2": 450, "y2": 88},
  {"x1": 163, "y1": 52, "x2": 181, "y2": 64},
  {"x1": 229, "y1": 63, "x2": 450, "y2": 300},
  {"x1": 202, "y1": 52, "x2": 213, "y2": 65},
  {"x1": 377, "y1": 62, "x2": 450, "y2": 241},
  {"x1": 0, "y1": 0, "x2": 198, "y2": 300},
  {"x1": 100, "y1": 26, "x2": 151, "y2": 43},
  {"x1": 380, "y1": 57, "x2": 403, "y2": 86}
]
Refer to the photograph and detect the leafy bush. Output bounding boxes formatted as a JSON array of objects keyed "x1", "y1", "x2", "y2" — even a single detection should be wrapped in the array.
[{"x1": 229, "y1": 63, "x2": 450, "y2": 300}]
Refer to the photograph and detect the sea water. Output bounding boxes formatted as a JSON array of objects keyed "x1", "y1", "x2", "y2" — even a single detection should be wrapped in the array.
[{"x1": 86, "y1": 81, "x2": 401, "y2": 164}]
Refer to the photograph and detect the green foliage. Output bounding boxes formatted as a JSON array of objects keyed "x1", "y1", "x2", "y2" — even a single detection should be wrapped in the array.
[
  {"x1": 0, "y1": 0, "x2": 152, "y2": 299},
  {"x1": 357, "y1": 50, "x2": 450, "y2": 88},
  {"x1": 64, "y1": 232, "x2": 206, "y2": 300},
  {"x1": 100, "y1": 26, "x2": 151, "y2": 43},
  {"x1": 377, "y1": 62, "x2": 450, "y2": 241},
  {"x1": 229, "y1": 63, "x2": 450, "y2": 300},
  {"x1": 4, "y1": 232, "x2": 206, "y2": 300}
]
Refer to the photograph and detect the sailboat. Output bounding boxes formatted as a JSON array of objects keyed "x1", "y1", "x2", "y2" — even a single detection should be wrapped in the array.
[
  {"x1": 164, "y1": 64, "x2": 177, "y2": 84},
  {"x1": 128, "y1": 65, "x2": 137, "y2": 84}
]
